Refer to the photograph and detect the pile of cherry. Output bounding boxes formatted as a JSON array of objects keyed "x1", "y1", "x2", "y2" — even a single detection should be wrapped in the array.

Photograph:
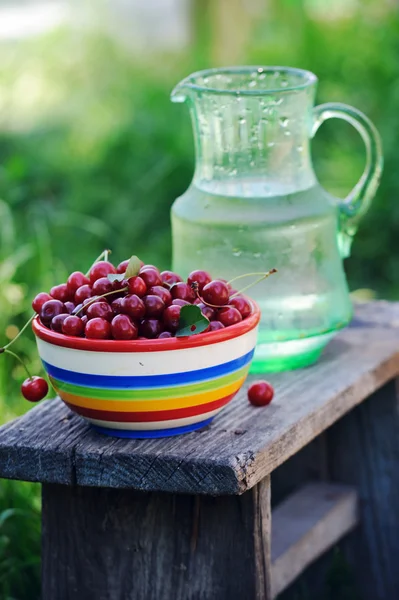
[{"x1": 33, "y1": 259, "x2": 253, "y2": 340}]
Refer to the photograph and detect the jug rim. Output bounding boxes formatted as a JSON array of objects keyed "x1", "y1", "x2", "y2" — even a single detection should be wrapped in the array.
[{"x1": 172, "y1": 66, "x2": 317, "y2": 98}]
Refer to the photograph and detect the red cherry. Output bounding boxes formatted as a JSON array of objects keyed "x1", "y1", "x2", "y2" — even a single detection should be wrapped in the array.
[
  {"x1": 208, "y1": 320, "x2": 225, "y2": 331},
  {"x1": 218, "y1": 306, "x2": 242, "y2": 327},
  {"x1": 196, "y1": 302, "x2": 216, "y2": 320},
  {"x1": 121, "y1": 295, "x2": 145, "y2": 319},
  {"x1": 158, "y1": 331, "x2": 173, "y2": 338},
  {"x1": 248, "y1": 381, "x2": 274, "y2": 406},
  {"x1": 89, "y1": 261, "x2": 116, "y2": 285},
  {"x1": 50, "y1": 283, "x2": 71, "y2": 303},
  {"x1": 172, "y1": 299, "x2": 190, "y2": 307},
  {"x1": 111, "y1": 297, "x2": 125, "y2": 315},
  {"x1": 163, "y1": 304, "x2": 181, "y2": 332},
  {"x1": 86, "y1": 301, "x2": 113, "y2": 322},
  {"x1": 139, "y1": 319, "x2": 163, "y2": 338},
  {"x1": 139, "y1": 268, "x2": 162, "y2": 288},
  {"x1": 74, "y1": 285, "x2": 93, "y2": 304},
  {"x1": 32, "y1": 292, "x2": 53, "y2": 314},
  {"x1": 85, "y1": 318, "x2": 111, "y2": 339},
  {"x1": 92, "y1": 277, "x2": 113, "y2": 296},
  {"x1": 82, "y1": 296, "x2": 99, "y2": 311},
  {"x1": 127, "y1": 276, "x2": 147, "y2": 297},
  {"x1": 64, "y1": 301, "x2": 75, "y2": 314},
  {"x1": 140, "y1": 264, "x2": 160, "y2": 274},
  {"x1": 143, "y1": 295, "x2": 165, "y2": 318},
  {"x1": 160, "y1": 270, "x2": 182, "y2": 286},
  {"x1": 39, "y1": 300, "x2": 66, "y2": 326},
  {"x1": 148, "y1": 286, "x2": 172, "y2": 306},
  {"x1": 116, "y1": 259, "x2": 130, "y2": 274},
  {"x1": 171, "y1": 282, "x2": 196, "y2": 302},
  {"x1": 111, "y1": 314, "x2": 138, "y2": 340},
  {"x1": 229, "y1": 295, "x2": 252, "y2": 319},
  {"x1": 21, "y1": 376, "x2": 48, "y2": 402},
  {"x1": 66, "y1": 271, "x2": 90, "y2": 296},
  {"x1": 202, "y1": 280, "x2": 229, "y2": 306},
  {"x1": 187, "y1": 270, "x2": 212, "y2": 292},
  {"x1": 50, "y1": 313, "x2": 70, "y2": 332},
  {"x1": 62, "y1": 315, "x2": 84, "y2": 337}
]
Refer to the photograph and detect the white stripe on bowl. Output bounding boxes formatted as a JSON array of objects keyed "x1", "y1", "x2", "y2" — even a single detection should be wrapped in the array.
[{"x1": 36, "y1": 328, "x2": 258, "y2": 376}]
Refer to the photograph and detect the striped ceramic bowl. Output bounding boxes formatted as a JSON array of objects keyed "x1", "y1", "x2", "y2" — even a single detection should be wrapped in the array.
[{"x1": 32, "y1": 303, "x2": 260, "y2": 439}]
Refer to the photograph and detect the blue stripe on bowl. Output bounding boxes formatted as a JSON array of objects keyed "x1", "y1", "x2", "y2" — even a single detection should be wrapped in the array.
[
  {"x1": 42, "y1": 349, "x2": 254, "y2": 389},
  {"x1": 91, "y1": 417, "x2": 214, "y2": 438}
]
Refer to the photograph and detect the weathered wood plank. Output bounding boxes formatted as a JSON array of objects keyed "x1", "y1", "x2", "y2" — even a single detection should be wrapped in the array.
[
  {"x1": 0, "y1": 301, "x2": 398, "y2": 495},
  {"x1": 42, "y1": 477, "x2": 272, "y2": 600},
  {"x1": 328, "y1": 378, "x2": 399, "y2": 600},
  {"x1": 270, "y1": 482, "x2": 358, "y2": 598}
]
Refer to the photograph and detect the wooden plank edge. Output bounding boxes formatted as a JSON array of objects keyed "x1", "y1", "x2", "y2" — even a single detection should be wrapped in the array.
[
  {"x1": 270, "y1": 482, "x2": 359, "y2": 598},
  {"x1": 235, "y1": 350, "x2": 399, "y2": 493}
]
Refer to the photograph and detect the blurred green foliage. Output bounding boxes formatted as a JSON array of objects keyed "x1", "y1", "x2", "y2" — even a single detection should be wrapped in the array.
[{"x1": 0, "y1": 0, "x2": 398, "y2": 597}]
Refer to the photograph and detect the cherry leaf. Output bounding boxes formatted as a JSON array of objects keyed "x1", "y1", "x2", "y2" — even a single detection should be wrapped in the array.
[
  {"x1": 125, "y1": 255, "x2": 142, "y2": 279},
  {"x1": 107, "y1": 273, "x2": 126, "y2": 283},
  {"x1": 176, "y1": 305, "x2": 210, "y2": 337}
]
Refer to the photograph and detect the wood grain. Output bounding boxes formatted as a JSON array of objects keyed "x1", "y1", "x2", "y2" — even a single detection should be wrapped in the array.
[
  {"x1": 270, "y1": 482, "x2": 358, "y2": 598},
  {"x1": 42, "y1": 478, "x2": 272, "y2": 600},
  {"x1": 1, "y1": 301, "x2": 399, "y2": 495},
  {"x1": 328, "y1": 378, "x2": 399, "y2": 600}
]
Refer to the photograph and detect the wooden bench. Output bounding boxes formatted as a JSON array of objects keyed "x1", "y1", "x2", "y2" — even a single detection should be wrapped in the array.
[{"x1": 1, "y1": 301, "x2": 399, "y2": 600}]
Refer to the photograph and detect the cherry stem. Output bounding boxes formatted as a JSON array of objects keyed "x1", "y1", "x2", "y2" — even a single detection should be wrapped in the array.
[
  {"x1": 85, "y1": 249, "x2": 112, "y2": 277},
  {"x1": 3, "y1": 314, "x2": 35, "y2": 351},
  {"x1": 227, "y1": 269, "x2": 277, "y2": 287},
  {"x1": 73, "y1": 287, "x2": 128, "y2": 315},
  {"x1": 229, "y1": 269, "x2": 277, "y2": 299},
  {"x1": 3, "y1": 348, "x2": 32, "y2": 381}
]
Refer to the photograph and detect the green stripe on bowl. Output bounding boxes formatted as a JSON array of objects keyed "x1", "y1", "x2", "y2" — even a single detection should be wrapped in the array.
[{"x1": 50, "y1": 365, "x2": 249, "y2": 401}]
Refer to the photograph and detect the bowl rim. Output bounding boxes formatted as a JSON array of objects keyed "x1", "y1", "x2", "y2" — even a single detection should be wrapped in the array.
[{"x1": 32, "y1": 300, "x2": 260, "y2": 353}]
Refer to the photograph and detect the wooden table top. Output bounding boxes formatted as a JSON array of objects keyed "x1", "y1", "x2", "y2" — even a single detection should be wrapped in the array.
[{"x1": 0, "y1": 301, "x2": 398, "y2": 495}]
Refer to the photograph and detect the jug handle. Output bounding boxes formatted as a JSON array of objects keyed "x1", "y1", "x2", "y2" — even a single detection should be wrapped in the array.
[{"x1": 312, "y1": 103, "x2": 383, "y2": 258}]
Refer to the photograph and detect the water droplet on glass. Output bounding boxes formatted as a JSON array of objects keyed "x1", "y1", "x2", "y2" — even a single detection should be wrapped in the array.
[
  {"x1": 284, "y1": 130, "x2": 291, "y2": 136},
  {"x1": 233, "y1": 249, "x2": 242, "y2": 257},
  {"x1": 257, "y1": 67, "x2": 264, "y2": 73},
  {"x1": 281, "y1": 79, "x2": 289, "y2": 88},
  {"x1": 267, "y1": 141, "x2": 275, "y2": 147},
  {"x1": 203, "y1": 77, "x2": 209, "y2": 84},
  {"x1": 297, "y1": 145, "x2": 304, "y2": 152},
  {"x1": 239, "y1": 117, "x2": 246, "y2": 125},
  {"x1": 274, "y1": 97, "x2": 283, "y2": 106},
  {"x1": 253, "y1": 252, "x2": 261, "y2": 258},
  {"x1": 262, "y1": 107, "x2": 269, "y2": 114},
  {"x1": 280, "y1": 117, "x2": 289, "y2": 128},
  {"x1": 259, "y1": 73, "x2": 266, "y2": 80},
  {"x1": 229, "y1": 168, "x2": 238, "y2": 176},
  {"x1": 250, "y1": 160, "x2": 255, "y2": 167},
  {"x1": 249, "y1": 80, "x2": 257, "y2": 88}
]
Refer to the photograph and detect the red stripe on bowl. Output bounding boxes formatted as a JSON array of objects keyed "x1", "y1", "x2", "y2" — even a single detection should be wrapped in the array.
[{"x1": 64, "y1": 393, "x2": 235, "y2": 422}]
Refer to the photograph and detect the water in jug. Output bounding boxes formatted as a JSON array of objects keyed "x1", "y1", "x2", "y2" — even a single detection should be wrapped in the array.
[{"x1": 170, "y1": 67, "x2": 383, "y2": 372}]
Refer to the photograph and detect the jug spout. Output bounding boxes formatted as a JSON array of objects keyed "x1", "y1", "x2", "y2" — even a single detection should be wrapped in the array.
[{"x1": 170, "y1": 75, "x2": 196, "y2": 103}]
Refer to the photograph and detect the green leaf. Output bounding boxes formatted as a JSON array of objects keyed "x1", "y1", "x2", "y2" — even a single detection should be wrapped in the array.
[
  {"x1": 125, "y1": 255, "x2": 142, "y2": 278},
  {"x1": 107, "y1": 273, "x2": 125, "y2": 283},
  {"x1": 176, "y1": 305, "x2": 210, "y2": 337}
]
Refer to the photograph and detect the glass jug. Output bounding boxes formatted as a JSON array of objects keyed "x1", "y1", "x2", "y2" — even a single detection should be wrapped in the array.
[{"x1": 170, "y1": 67, "x2": 383, "y2": 372}]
